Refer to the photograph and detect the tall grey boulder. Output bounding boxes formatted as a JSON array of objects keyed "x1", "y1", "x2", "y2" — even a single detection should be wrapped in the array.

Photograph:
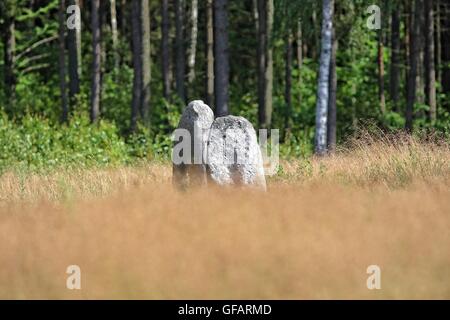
[
  {"x1": 172, "y1": 100, "x2": 214, "y2": 189},
  {"x1": 206, "y1": 115, "x2": 266, "y2": 190}
]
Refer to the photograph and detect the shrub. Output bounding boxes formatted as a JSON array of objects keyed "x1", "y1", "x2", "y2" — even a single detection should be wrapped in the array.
[{"x1": 0, "y1": 112, "x2": 130, "y2": 173}]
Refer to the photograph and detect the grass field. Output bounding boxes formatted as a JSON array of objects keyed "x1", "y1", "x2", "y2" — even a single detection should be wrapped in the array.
[{"x1": 0, "y1": 135, "x2": 449, "y2": 299}]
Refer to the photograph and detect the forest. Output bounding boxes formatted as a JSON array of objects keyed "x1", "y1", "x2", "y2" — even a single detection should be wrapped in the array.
[
  {"x1": 0, "y1": 0, "x2": 450, "y2": 300},
  {"x1": 0, "y1": 0, "x2": 448, "y2": 170}
]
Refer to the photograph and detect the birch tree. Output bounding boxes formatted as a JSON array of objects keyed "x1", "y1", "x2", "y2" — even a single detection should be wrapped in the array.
[
  {"x1": 327, "y1": 22, "x2": 337, "y2": 153},
  {"x1": 187, "y1": 0, "x2": 198, "y2": 85},
  {"x1": 314, "y1": 0, "x2": 334, "y2": 155}
]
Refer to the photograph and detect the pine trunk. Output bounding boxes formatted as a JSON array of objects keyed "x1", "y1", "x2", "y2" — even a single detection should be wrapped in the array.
[
  {"x1": 205, "y1": 0, "x2": 214, "y2": 107},
  {"x1": 406, "y1": 0, "x2": 424, "y2": 131},
  {"x1": 214, "y1": 0, "x2": 229, "y2": 116},
  {"x1": 175, "y1": 0, "x2": 186, "y2": 102},
  {"x1": 3, "y1": 3, "x2": 16, "y2": 111},
  {"x1": 378, "y1": 28, "x2": 386, "y2": 114},
  {"x1": 140, "y1": 0, "x2": 151, "y2": 123},
  {"x1": 296, "y1": 19, "x2": 303, "y2": 105},
  {"x1": 68, "y1": 0, "x2": 81, "y2": 105},
  {"x1": 130, "y1": 0, "x2": 142, "y2": 132},
  {"x1": 284, "y1": 32, "x2": 293, "y2": 137},
  {"x1": 390, "y1": 7, "x2": 400, "y2": 111},
  {"x1": 435, "y1": 0, "x2": 441, "y2": 85},
  {"x1": 441, "y1": 1, "x2": 450, "y2": 105},
  {"x1": 90, "y1": 0, "x2": 101, "y2": 123},
  {"x1": 58, "y1": 0, "x2": 68, "y2": 122},
  {"x1": 257, "y1": 0, "x2": 274, "y2": 129},
  {"x1": 161, "y1": 0, "x2": 171, "y2": 99},
  {"x1": 257, "y1": 0, "x2": 265, "y2": 127},
  {"x1": 425, "y1": 0, "x2": 437, "y2": 121},
  {"x1": 264, "y1": 0, "x2": 274, "y2": 128}
]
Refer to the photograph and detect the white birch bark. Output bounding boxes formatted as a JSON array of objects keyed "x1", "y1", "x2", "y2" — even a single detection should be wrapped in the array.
[
  {"x1": 187, "y1": 0, "x2": 198, "y2": 84},
  {"x1": 314, "y1": 0, "x2": 334, "y2": 155}
]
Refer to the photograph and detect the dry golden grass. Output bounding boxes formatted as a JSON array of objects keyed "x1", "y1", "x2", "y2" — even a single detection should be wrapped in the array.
[{"x1": 0, "y1": 135, "x2": 449, "y2": 299}]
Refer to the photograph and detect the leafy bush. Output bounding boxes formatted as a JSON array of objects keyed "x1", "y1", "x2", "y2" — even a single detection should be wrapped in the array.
[{"x1": 0, "y1": 112, "x2": 131, "y2": 173}]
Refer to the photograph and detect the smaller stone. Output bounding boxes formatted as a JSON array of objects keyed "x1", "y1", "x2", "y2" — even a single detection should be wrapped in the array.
[{"x1": 206, "y1": 115, "x2": 266, "y2": 190}]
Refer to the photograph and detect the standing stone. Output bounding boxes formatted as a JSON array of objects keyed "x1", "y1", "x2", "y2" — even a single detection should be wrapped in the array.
[
  {"x1": 172, "y1": 100, "x2": 214, "y2": 189},
  {"x1": 206, "y1": 115, "x2": 266, "y2": 190}
]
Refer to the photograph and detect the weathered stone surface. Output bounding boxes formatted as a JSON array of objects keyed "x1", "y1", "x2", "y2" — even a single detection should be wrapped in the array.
[
  {"x1": 206, "y1": 115, "x2": 266, "y2": 190},
  {"x1": 172, "y1": 100, "x2": 214, "y2": 189}
]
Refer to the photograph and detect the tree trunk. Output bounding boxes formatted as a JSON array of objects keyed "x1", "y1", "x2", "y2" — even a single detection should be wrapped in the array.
[
  {"x1": 214, "y1": 0, "x2": 230, "y2": 117},
  {"x1": 435, "y1": 0, "x2": 442, "y2": 86},
  {"x1": 130, "y1": 0, "x2": 142, "y2": 132},
  {"x1": 110, "y1": 0, "x2": 119, "y2": 70},
  {"x1": 161, "y1": 0, "x2": 171, "y2": 100},
  {"x1": 187, "y1": 0, "x2": 198, "y2": 86},
  {"x1": 311, "y1": 8, "x2": 318, "y2": 60},
  {"x1": 404, "y1": 0, "x2": 410, "y2": 91},
  {"x1": 100, "y1": 1, "x2": 107, "y2": 81},
  {"x1": 406, "y1": 0, "x2": 424, "y2": 131},
  {"x1": 120, "y1": 0, "x2": 127, "y2": 37},
  {"x1": 284, "y1": 32, "x2": 293, "y2": 138},
  {"x1": 257, "y1": 0, "x2": 274, "y2": 129},
  {"x1": 296, "y1": 18, "x2": 303, "y2": 105},
  {"x1": 390, "y1": 6, "x2": 400, "y2": 112},
  {"x1": 264, "y1": 0, "x2": 274, "y2": 128},
  {"x1": 3, "y1": 2, "x2": 16, "y2": 111},
  {"x1": 58, "y1": 0, "x2": 68, "y2": 122},
  {"x1": 90, "y1": 0, "x2": 101, "y2": 123},
  {"x1": 252, "y1": 0, "x2": 259, "y2": 33},
  {"x1": 175, "y1": 0, "x2": 186, "y2": 102},
  {"x1": 378, "y1": 27, "x2": 386, "y2": 114},
  {"x1": 257, "y1": 0, "x2": 265, "y2": 127},
  {"x1": 327, "y1": 24, "x2": 337, "y2": 153},
  {"x1": 425, "y1": 0, "x2": 437, "y2": 122},
  {"x1": 440, "y1": 1, "x2": 450, "y2": 107},
  {"x1": 205, "y1": 0, "x2": 214, "y2": 107},
  {"x1": 68, "y1": 0, "x2": 81, "y2": 106},
  {"x1": 75, "y1": 0, "x2": 82, "y2": 74},
  {"x1": 314, "y1": 0, "x2": 334, "y2": 155},
  {"x1": 140, "y1": 0, "x2": 151, "y2": 123}
]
